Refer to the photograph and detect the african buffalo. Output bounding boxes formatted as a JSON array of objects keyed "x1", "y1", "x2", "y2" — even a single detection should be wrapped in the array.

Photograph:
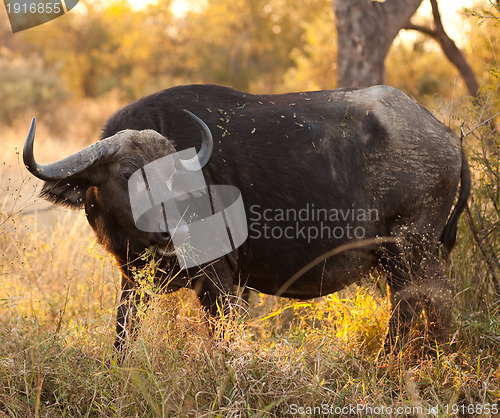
[{"x1": 23, "y1": 84, "x2": 470, "y2": 350}]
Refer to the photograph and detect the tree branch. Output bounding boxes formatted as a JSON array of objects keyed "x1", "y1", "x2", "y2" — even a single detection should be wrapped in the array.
[
  {"x1": 403, "y1": 23, "x2": 436, "y2": 38},
  {"x1": 405, "y1": 0, "x2": 480, "y2": 97}
]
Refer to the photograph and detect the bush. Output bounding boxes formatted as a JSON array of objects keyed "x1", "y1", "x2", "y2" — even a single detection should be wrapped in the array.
[{"x1": 0, "y1": 55, "x2": 69, "y2": 126}]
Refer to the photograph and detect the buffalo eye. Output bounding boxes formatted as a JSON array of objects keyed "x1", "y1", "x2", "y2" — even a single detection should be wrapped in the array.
[{"x1": 123, "y1": 172, "x2": 133, "y2": 180}]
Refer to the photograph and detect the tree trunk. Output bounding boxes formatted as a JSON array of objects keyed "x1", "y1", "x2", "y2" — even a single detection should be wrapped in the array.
[{"x1": 333, "y1": 0, "x2": 422, "y2": 88}]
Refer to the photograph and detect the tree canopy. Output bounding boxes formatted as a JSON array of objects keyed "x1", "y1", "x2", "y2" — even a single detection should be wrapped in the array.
[{"x1": 0, "y1": 0, "x2": 497, "y2": 124}]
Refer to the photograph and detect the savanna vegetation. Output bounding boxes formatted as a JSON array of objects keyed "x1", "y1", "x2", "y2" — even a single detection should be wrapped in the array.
[{"x1": 0, "y1": 0, "x2": 499, "y2": 416}]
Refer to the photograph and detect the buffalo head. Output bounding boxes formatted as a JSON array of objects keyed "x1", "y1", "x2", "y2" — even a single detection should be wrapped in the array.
[{"x1": 23, "y1": 110, "x2": 214, "y2": 257}]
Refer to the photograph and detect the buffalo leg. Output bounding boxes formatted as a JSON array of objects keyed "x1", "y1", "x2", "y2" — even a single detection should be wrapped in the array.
[
  {"x1": 193, "y1": 257, "x2": 235, "y2": 330},
  {"x1": 114, "y1": 273, "x2": 149, "y2": 351},
  {"x1": 383, "y1": 238, "x2": 455, "y2": 351}
]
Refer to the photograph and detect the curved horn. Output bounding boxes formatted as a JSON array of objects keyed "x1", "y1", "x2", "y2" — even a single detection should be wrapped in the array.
[
  {"x1": 23, "y1": 117, "x2": 129, "y2": 181},
  {"x1": 179, "y1": 109, "x2": 214, "y2": 171}
]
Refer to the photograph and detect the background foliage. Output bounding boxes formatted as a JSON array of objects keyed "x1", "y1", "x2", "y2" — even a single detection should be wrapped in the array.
[{"x1": 1, "y1": 0, "x2": 497, "y2": 128}]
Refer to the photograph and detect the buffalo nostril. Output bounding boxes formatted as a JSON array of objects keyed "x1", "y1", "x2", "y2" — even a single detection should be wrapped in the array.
[
  {"x1": 170, "y1": 222, "x2": 189, "y2": 244},
  {"x1": 152, "y1": 231, "x2": 171, "y2": 243},
  {"x1": 151, "y1": 221, "x2": 189, "y2": 245}
]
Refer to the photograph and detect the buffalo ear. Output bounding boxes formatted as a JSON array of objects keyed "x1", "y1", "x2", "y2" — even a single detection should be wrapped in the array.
[{"x1": 40, "y1": 178, "x2": 91, "y2": 208}]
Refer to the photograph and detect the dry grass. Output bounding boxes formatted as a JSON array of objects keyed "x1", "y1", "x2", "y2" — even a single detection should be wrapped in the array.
[{"x1": 1, "y1": 117, "x2": 499, "y2": 417}]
